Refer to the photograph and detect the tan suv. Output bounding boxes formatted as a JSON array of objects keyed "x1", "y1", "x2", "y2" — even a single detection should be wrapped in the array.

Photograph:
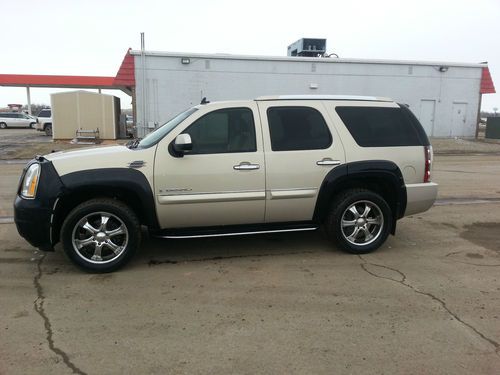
[{"x1": 14, "y1": 95, "x2": 438, "y2": 272}]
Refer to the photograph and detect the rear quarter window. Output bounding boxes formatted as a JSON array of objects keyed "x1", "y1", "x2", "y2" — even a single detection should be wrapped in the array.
[{"x1": 335, "y1": 106, "x2": 424, "y2": 147}]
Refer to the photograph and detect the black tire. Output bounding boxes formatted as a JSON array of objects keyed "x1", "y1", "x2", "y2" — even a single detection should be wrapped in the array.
[
  {"x1": 324, "y1": 188, "x2": 392, "y2": 254},
  {"x1": 60, "y1": 198, "x2": 141, "y2": 272},
  {"x1": 44, "y1": 124, "x2": 52, "y2": 136},
  {"x1": 29, "y1": 122, "x2": 36, "y2": 129},
  {"x1": 0, "y1": 122, "x2": 7, "y2": 129}
]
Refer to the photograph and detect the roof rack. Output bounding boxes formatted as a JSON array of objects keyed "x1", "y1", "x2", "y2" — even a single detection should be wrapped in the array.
[{"x1": 255, "y1": 95, "x2": 393, "y2": 102}]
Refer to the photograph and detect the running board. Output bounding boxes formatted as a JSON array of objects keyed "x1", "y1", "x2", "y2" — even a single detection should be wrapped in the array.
[{"x1": 153, "y1": 224, "x2": 318, "y2": 239}]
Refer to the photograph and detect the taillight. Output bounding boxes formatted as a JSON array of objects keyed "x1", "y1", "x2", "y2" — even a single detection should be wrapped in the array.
[{"x1": 424, "y1": 145, "x2": 432, "y2": 182}]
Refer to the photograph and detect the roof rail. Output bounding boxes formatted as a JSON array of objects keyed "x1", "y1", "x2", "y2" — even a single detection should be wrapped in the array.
[{"x1": 255, "y1": 95, "x2": 393, "y2": 102}]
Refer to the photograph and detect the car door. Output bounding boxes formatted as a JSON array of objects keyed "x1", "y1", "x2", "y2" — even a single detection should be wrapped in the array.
[
  {"x1": 257, "y1": 100, "x2": 346, "y2": 223},
  {"x1": 18, "y1": 114, "x2": 31, "y2": 127},
  {"x1": 154, "y1": 102, "x2": 266, "y2": 228}
]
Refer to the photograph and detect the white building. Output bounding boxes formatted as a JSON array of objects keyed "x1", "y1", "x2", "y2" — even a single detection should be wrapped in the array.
[{"x1": 130, "y1": 50, "x2": 495, "y2": 138}]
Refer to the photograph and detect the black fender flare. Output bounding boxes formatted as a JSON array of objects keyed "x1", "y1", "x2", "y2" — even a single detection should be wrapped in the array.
[
  {"x1": 59, "y1": 168, "x2": 159, "y2": 229},
  {"x1": 313, "y1": 160, "x2": 407, "y2": 231}
]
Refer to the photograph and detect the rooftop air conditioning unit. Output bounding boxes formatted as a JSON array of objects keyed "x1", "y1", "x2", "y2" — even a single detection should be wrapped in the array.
[{"x1": 287, "y1": 38, "x2": 327, "y2": 57}]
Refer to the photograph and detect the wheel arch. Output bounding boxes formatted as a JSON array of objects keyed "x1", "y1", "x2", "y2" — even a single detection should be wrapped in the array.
[
  {"x1": 313, "y1": 160, "x2": 407, "y2": 233},
  {"x1": 53, "y1": 168, "x2": 159, "y2": 244}
]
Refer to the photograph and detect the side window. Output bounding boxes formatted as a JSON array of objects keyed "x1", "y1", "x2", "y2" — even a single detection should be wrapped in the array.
[
  {"x1": 267, "y1": 107, "x2": 332, "y2": 151},
  {"x1": 183, "y1": 107, "x2": 256, "y2": 154},
  {"x1": 335, "y1": 106, "x2": 422, "y2": 147}
]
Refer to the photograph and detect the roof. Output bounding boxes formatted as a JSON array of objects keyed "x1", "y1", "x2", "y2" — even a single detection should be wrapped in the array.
[
  {"x1": 114, "y1": 48, "x2": 135, "y2": 87},
  {"x1": 0, "y1": 50, "x2": 136, "y2": 93},
  {"x1": 130, "y1": 49, "x2": 487, "y2": 69},
  {"x1": 256, "y1": 95, "x2": 393, "y2": 102},
  {"x1": 480, "y1": 67, "x2": 496, "y2": 94}
]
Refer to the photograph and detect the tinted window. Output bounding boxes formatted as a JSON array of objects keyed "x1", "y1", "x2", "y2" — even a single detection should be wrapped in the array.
[
  {"x1": 335, "y1": 106, "x2": 423, "y2": 147},
  {"x1": 38, "y1": 109, "x2": 51, "y2": 117},
  {"x1": 1, "y1": 113, "x2": 13, "y2": 118},
  {"x1": 183, "y1": 108, "x2": 256, "y2": 154},
  {"x1": 267, "y1": 107, "x2": 332, "y2": 151}
]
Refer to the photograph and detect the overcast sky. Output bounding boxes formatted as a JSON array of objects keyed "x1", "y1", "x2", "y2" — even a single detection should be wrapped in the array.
[{"x1": 1, "y1": 0, "x2": 499, "y2": 111}]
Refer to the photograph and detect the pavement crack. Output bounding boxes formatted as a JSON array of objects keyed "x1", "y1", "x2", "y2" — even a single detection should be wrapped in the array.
[
  {"x1": 357, "y1": 255, "x2": 500, "y2": 354},
  {"x1": 33, "y1": 254, "x2": 87, "y2": 375},
  {"x1": 148, "y1": 250, "x2": 315, "y2": 266}
]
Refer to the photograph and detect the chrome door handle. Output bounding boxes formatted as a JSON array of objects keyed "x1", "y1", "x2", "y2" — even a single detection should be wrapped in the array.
[
  {"x1": 316, "y1": 158, "x2": 341, "y2": 166},
  {"x1": 233, "y1": 162, "x2": 260, "y2": 170}
]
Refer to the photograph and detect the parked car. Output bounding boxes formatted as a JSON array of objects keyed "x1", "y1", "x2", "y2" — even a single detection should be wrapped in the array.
[
  {"x1": 0, "y1": 112, "x2": 37, "y2": 129},
  {"x1": 126, "y1": 115, "x2": 135, "y2": 137},
  {"x1": 34, "y1": 108, "x2": 52, "y2": 135},
  {"x1": 14, "y1": 95, "x2": 438, "y2": 272}
]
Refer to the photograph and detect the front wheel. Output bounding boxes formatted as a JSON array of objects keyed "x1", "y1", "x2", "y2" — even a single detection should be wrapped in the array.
[
  {"x1": 61, "y1": 198, "x2": 141, "y2": 272},
  {"x1": 324, "y1": 189, "x2": 392, "y2": 254},
  {"x1": 29, "y1": 122, "x2": 36, "y2": 129}
]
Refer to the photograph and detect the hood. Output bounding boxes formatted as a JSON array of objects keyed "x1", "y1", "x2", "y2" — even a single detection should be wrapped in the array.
[{"x1": 45, "y1": 145, "x2": 155, "y2": 177}]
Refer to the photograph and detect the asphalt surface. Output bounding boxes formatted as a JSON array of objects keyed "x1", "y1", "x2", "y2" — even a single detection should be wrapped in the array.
[{"x1": 1, "y1": 153, "x2": 500, "y2": 374}]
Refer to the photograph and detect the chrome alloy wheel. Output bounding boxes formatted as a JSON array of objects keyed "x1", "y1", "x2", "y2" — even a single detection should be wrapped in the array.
[
  {"x1": 71, "y1": 212, "x2": 129, "y2": 264},
  {"x1": 340, "y1": 200, "x2": 384, "y2": 246}
]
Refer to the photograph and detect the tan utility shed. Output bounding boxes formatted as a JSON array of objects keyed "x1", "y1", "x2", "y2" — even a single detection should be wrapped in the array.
[{"x1": 51, "y1": 90, "x2": 121, "y2": 140}]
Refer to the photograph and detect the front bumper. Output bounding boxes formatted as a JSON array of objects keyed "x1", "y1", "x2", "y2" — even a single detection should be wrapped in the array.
[
  {"x1": 14, "y1": 196, "x2": 54, "y2": 251},
  {"x1": 13, "y1": 158, "x2": 64, "y2": 251},
  {"x1": 404, "y1": 182, "x2": 438, "y2": 216}
]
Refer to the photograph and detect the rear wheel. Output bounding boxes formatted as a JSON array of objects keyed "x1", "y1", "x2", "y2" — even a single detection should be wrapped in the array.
[
  {"x1": 0, "y1": 122, "x2": 7, "y2": 129},
  {"x1": 324, "y1": 189, "x2": 392, "y2": 254},
  {"x1": 61, "y1": 198, "x2": 141, "y2": 272},
  {"x1": 44, "y1": 124, "x2": 52, "y2": 136}
]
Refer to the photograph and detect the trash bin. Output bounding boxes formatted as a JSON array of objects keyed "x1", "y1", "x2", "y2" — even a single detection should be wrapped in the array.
[{"x1": 485, "y1": 117, "x2": 500, "y2": 139}]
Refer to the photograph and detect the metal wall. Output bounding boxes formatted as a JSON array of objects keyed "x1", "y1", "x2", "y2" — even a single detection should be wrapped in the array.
[{"x1": 134, "y1": 51, "x2": 484, "y2": 138}]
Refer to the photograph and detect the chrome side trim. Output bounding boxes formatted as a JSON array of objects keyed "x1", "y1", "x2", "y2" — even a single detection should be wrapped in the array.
[
  {"x1": 128, "y1": 160, "x2": 146, "y2": 169},
  {"x1": 157, "y1": 191, "x2": 266, "y2": 204},
  {"x1": 155, "y1": 226, "x2": 318, "y2": 239},
  {"x1": 270, "y1": 188, "x2": 318, "y2": 200}
]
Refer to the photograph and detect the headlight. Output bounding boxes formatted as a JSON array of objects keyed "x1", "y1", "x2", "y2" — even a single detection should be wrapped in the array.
[{"x1": 21, "y1": 164, "x2": 41, "y2": 199}]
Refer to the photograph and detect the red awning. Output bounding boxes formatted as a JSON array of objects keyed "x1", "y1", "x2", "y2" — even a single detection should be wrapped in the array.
[
  {"x1": 0, "y1": 74, "x2": 116, "y2": 88},
  {"x1": 114, "y1": 48, "x2": 135, "y2": 87},
  {"x1": 480, "y1": 67, "x2": 495, "y2": 94}
]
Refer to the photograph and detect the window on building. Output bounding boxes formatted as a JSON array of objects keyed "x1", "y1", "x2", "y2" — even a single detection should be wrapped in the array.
[
  {"x1": 183, "y1": 107, "x2": 256, "y2": 154},
  {"x1": 335, "y1": 106, "x2": 423, "y2": 147},
  {"x1": 267, "y1": 107, "x2": 332, "y2": 151}
]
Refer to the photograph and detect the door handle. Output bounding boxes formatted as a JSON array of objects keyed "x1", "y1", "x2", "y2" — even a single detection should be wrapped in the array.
[
  {"x1": 233, "y1": 162, "x2": 260, "y2": 171},
  {"x1": 316, "y1": 158, "x2": 341, "y2": 166}
]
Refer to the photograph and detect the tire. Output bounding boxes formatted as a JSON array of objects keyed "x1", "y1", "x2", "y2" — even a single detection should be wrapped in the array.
[
  {"x1": 324, "y1": 188, "x2": 392, "y2": 254},
  {"x1": 29, "y1": 122, "x2": 36, "y2": 129},
  {"x1": 44, "y1": 124, "x2": 52, "y2": 136},
  {"x1": 0, "y1": 122, "x2": 7, "y2": 129},
  {"x1": 60, "y1": 198, "x2": 141, "y2": 272}
]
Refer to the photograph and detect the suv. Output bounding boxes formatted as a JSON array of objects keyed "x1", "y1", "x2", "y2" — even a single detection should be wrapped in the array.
[
  {"x1": 0, "y1": 112, "x2": 37, "y2": 129},
  {"x1": 34, "y1": 108, "x2": 52, "y2": 135},
  {"x1": 14, "y1": 95, "x2": 438, "y2": 272}
]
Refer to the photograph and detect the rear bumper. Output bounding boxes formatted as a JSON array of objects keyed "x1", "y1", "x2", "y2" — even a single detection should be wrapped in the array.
[{"x1": 404, "y1": 182, "x2": 438, "y2": 216}]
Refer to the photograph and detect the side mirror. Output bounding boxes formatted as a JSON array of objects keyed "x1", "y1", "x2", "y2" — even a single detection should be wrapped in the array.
[{"x1": 173, "y1": 133, "x2": 192, "y2": 155}]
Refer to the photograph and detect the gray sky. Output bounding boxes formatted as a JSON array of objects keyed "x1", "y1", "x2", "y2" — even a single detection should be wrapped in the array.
[{"x1": 1, "y1": 0, "x2": 499, "y2": 111}]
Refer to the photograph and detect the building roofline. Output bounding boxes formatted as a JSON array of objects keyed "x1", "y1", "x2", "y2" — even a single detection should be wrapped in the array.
[{"x1": 130, "y1": 49, "x2": 487, "y2": 68}]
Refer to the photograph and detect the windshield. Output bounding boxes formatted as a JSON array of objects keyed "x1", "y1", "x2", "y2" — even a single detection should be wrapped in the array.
[{"x1": 136, "y1": 107, "x2": 198, "y2": 149}]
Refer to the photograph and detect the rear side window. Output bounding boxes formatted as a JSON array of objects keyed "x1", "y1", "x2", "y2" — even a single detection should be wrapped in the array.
[
  {"x1": 335, "y1": 106, "x2": 423, "y2": 147},
  {"x1": 267, "y1": 107, "x2": 332, "y2": 151}
]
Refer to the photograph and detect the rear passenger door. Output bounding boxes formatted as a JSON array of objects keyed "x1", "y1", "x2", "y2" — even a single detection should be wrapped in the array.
[{"x1": 257, "y1": 101, "x2": 345, "y2": 223}]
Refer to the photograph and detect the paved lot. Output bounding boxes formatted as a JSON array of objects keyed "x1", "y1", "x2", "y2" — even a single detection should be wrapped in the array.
[{"x1": 1, "y1": 149, "x2": 500, "y2": 373}]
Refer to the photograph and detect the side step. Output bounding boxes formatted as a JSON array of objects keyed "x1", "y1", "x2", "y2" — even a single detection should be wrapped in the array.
[{"x1": 153, "y1": 223, "x2": 319, "y2": 239}]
